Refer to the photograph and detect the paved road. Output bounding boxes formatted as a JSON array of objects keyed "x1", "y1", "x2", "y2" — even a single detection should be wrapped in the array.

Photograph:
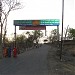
[{"x1": 0, "y1": 44, "x2": 49, "y2": 75}]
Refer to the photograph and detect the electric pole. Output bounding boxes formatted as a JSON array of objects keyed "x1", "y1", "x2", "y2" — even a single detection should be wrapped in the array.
[{"x1": 60, "y1": 0, "x2": 64, "y2": 60}]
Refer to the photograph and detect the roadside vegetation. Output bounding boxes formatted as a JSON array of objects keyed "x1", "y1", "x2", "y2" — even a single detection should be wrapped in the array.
[
  {"x1": 0, "y1": 30, "x2": 43, "y2": 57},
  {"x1": 47, "y1": 27, "x2": 75, "y2": 75}
]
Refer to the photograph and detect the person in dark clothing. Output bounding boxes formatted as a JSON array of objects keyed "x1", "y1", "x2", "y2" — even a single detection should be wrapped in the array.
[{"x1": 8, "y1": 47, "x2": 11, "y2": 57}]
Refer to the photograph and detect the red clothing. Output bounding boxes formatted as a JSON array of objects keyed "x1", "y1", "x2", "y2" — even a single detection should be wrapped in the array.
[
  {"x1": 13, "y1": 48, "x2": 17, "y2": 57},
  {"x1": 3, "y1": 48, "x2": 7, "y2": 57}
]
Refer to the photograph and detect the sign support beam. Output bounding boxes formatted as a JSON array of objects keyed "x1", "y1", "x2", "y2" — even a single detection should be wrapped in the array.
[
  {"x1": 45, "y1": 27, "x2": 46, "y2": 36},
  {"x1": 14, "y1": 25, "x2": 16, "y2": 48},
  {"x1": 57, "y1": 25, "x2": 59, "y2": 41}
]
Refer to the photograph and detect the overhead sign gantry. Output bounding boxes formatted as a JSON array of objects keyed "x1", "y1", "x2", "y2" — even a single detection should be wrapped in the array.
[
  {"x1": 14, "y1": 19, "x2": 60, "y2": 26},
  {"x1": 13, "y1": 19, "x2": 60, "y2": 47}
]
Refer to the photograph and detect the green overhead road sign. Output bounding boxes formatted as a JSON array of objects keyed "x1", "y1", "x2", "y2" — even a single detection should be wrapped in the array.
[
  {"x1": 40, "y1": 19, "x2": 60, "y2": 25},
  {"x1": 14, "y1": 19, "x2": 60, "y2": 26}
]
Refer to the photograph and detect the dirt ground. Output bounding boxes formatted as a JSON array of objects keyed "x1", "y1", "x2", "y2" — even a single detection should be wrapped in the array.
[{"x1": 47, "y1": 44, "x2": 75, "y2": 75}]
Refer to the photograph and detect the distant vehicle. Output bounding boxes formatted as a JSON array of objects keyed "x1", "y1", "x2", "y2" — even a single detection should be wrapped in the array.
[
  {"x1": 44, "y1": 39, "x2": 48, "y2": 42},
  {"x1": 43, "y1": 39, "x2": 49, "y2": 43}
]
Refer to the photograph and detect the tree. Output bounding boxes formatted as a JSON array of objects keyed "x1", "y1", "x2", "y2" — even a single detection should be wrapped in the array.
[
  {"x1": 64, "y1": 25, "x2": 69, "y2": 40},
  {"x1": 26, "y1": 31, "x2": 31, "y2": 38},
  {"x1": 0, "y1": 33, "x2": 1, "y2": 45},
  {"x1": 32, "y1": 30, "x2": 43, "y2": 44},
  {"x1": 15, "y1": 34, "x2": 26, "y2": 53},
  {"x1": 49, "y1": 29, "x2": 58, "y2": 42},
  {"x1": 68, "y1": 28, "x2": 75, "y2": 40},
  {"x1": 16, "y1": 34, "x2": 26, "y2": 44},
  {"x1": 26, "y1": 35, "x2": 34, "y2": 48},
  {"x1": 1, "y1": 0, "x2": 22, "y2": 47}
]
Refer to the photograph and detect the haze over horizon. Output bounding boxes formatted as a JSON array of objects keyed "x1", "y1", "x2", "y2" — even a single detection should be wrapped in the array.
[{"x1": 5, "y1": 0, "x2": 75, "y2": 38}]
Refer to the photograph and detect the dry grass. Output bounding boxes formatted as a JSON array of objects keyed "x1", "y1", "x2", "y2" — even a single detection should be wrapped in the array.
[{"x1": 47, "y1": 43, "x2": 75, "y2": 75}]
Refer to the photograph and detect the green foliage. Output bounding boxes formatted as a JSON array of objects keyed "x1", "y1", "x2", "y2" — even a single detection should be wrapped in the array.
[
  {"x1": 69, "y1": 28, "x2": 75, "y2": 40},
  {"x1": 51, "y1": 29, "x2": 57, "y2": 35},
  {"x1": 32, "y1": 30, "x2": 43, "y2": 40},
  {"x1": 0, "y1": 34, "x2": 1, "y2": 45},
  {"x1": 16, "y1": 34, "x2": 27, "y2": 51},
  {"x1": 69, "y1": 28, "x2": 75, "y2": 37},
  {"x1": 32, "y1": 30, "x2": 43, "y2": 43},
  {"x1": 1, "y1": 31, "x2": 43, "y2": 54},
  {"x1": 25, "y1": 35, "x2": 34, "y2": 48},
  {"x1": 49, "y1": 29, "x2": 58, "y2": 42},
  {"x1": 26, "y1": 31, "x2": 31, "y2": 37},
  {"x1": 16, "y1": 34, "x2": 26, "y2": 43}
]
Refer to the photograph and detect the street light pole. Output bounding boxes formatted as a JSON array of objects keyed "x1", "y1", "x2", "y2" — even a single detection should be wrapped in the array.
[{"x1": 60, "y1": 0, "x2": 64, "y2": 60}]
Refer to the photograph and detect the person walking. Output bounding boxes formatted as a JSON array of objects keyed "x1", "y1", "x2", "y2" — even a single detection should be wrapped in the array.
[
  {"x1": 13, "y1": 47, "x2": 17, "y2": 57},
  {"x1": 3, "y1": 48, "x2": 8, "y2": 57},
  {"x1": 8, "y1": 46, "x2": 11, "y2": 57}
]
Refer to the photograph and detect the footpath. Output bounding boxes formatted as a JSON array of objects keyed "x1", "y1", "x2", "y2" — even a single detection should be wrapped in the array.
[{"x1": 0, "y1": 44, "x2": 49, "y2": 75}]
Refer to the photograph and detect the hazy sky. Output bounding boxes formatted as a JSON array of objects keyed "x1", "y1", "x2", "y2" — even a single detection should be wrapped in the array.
[{"x1": 7, "y1": 0, "x2": 75, "y2": 37}]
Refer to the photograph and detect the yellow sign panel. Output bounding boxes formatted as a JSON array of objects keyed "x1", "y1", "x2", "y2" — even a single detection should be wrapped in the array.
[{"x1": 32, "y1": 20, "x2": 40, "y2": 26}]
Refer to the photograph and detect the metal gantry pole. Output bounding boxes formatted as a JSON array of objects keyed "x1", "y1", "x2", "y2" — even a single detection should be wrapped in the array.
[
  {"x1": 60, "y1": 0, "x2": 64, "y2": 60},
  {"x1": 45, "y1": 27, "x2": 46, "y2": 36},
  {"x1": 14, "y1": 25, "x2": 16, "y2": 48},
  {"x1": 57, "y1": 25, "x2": 59, "y2": 41},
  {"x1": 57, "y1": 25, "x2": 59, "y2": 48}
]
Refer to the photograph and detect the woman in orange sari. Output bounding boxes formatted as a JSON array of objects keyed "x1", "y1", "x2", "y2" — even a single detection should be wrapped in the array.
[{"x1": 3, "y1": 48, "x2": 7, "y2": 57}]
